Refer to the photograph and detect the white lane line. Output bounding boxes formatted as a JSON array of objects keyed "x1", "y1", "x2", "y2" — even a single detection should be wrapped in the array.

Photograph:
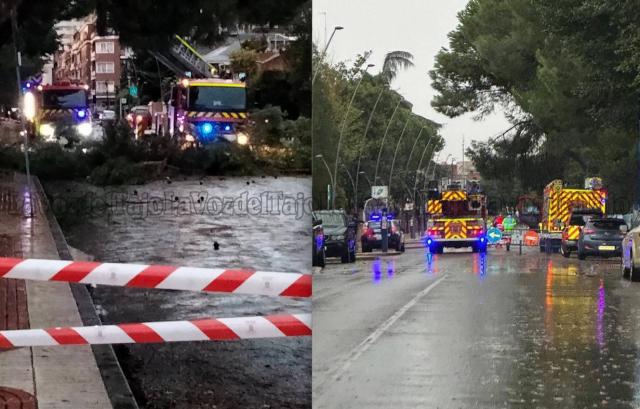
[{"x1": 314, "y1": 273, "x2": 448, "y2": 400}]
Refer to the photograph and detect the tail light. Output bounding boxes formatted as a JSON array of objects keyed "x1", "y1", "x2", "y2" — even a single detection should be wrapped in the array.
[
  {"x1": 583, "y1": 228, "x2": 595, "y2": 235},
  {"x1": 562, "y1": 230, "x2": 568, "y2": 240},
  {"x1": 427, "y1": 228, "x2": 442, "y2": 238}
]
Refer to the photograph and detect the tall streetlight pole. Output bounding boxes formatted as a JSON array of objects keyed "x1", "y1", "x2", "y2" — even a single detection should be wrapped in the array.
[
  {"x1": 387, "y1": 118, "x2": 411, "y2": 196},
  {"x1": 342, "y1": 164, "x2": 356, "y2": 215},
  {"x1": 359, "y1": 171, "x2": 373, "y2": 189},
  {"x1": 405, "y1": 126, "x2": 427, "y2": 175},
  {"x1": 354, "y1": 87, "x2": 385, "y2": 218},
  {"x1": 374, "y1": 97, "x2": 403, "y2": 182},
  {"x1": 312, "y1": 25, "x2": 344, "y2": 85},
  {"x1": 11, "y1": 7, "x2": 33, "y2": 217},
  {"x1": 331, "y1": 63, "x2": 374, "y2": 209},
  {"x1": 316, "y1": 154, "x2": 335, "y2": 209}
]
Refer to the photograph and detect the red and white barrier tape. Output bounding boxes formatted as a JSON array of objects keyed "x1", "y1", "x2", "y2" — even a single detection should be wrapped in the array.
[
  {"x1": 0, "y1": 314, "x2": 311, "y2": 348},
  {"x1": 0, "y1": 258, "x2": 311, "y2": 298}
]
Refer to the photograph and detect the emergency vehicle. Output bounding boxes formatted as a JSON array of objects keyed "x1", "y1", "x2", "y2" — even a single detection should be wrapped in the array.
[
  {"x1": 424, "y1": 182, "x2": 488, "y2": 253},
  {"x1": 28, "y1": 82, "x2": 92, "y2": 140},
  {"x1": 539, "y1": 178, "x2": 607, "y2": 252},
  {"x1": 168, "y1": 78, "x2": 249, "y2": 146}
]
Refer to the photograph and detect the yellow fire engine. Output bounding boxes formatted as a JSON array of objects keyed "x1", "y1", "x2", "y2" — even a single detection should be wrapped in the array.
[
  {"x1": 539, "y1": 178, "x2": 607, "y2": 252},
  {"x1": 425, "y1": 184, "x2": 488, "y2": 254}
]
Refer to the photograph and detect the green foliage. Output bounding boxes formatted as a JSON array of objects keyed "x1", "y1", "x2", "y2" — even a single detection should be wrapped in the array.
[
  {"x1": 431, "y1": 0, "x2": 640, "y2": 210},
  {"x1": 313, "y1": 54, "x2": 443, "y2": 211}
]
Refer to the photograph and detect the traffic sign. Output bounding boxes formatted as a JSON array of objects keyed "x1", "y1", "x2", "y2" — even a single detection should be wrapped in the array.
[
  {"x1": 487, "y1": 227, "x2": 503, "y2": 244},
  {"x1": 129, "y1": 85, "x2": 138, "y2": 97},
  {"x1": 372, "y1": 186, "x2": 388, "y2": 199},
  {"x1": 120, "y1": 97, "x2": 127, "y2": 104}
]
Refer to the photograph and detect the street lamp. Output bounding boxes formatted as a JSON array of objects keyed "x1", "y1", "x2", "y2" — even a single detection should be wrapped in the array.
[
  {"x1": 387, "y1": 118, "x2": 411, "y2": 194},
  {"x1": 342, "y1": 164, "x2": 356, "y2": 214},
  {"x1": 405, "y1": 126, "x2": 427, "y2": 175},
  {"x1": 316, "y1": 154, "x2": 334, "y2": 208},
  {"x1": 359, "y1": 171, "x2": 373, "y2": 188},
  {"x1": 332, "y1": 63, "x2": 374, "y2": 209},
  {"x1": 354, "y1": 87, "x2": 385, "y2": 216},
  {"x1": 374, "y1": 97, "x2": 404, "y2": 182},
  {"x1": 312, "y1": 25, "x2": 344, "y2": 85}
]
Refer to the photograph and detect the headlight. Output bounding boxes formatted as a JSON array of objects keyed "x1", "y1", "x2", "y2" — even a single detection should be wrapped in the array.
[
  {"x1": 77, "y1": 122, "x2": 92, "y2": 137},
  {"x1": 39, "y1": 123, "x2": 55, "y2": 138},
  {"x1": 185, "y1": 134, "x2": 195, "y2": 142},
  {"x1": 237, "y1": 132, "x2": 249, "y2": 145}
]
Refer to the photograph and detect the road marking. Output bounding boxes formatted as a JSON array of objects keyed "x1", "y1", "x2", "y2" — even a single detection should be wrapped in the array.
[{"x1": 314, "y1": 273, "x2": 448, "y2": 401}]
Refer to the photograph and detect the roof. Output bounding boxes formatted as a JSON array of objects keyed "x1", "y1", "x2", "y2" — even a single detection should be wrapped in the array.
[{"x1": 202, "y1": 40, "x2": 242, "y2": 65}]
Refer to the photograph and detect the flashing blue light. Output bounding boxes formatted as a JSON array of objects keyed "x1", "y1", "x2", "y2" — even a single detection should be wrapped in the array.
[
  {"x1": 201, "y1": 122, "x2": 214, "y2": 135},
  {"x1": 480, "y1": 236, "x2": 485, "y2": 243},
  {"x1": 26, "y1": 83, "x2": 31, "y2": 89},
  {"x1": 224, "y1": 125, "x2": 231, "y2": 132},
  {"x1": 77, "y1": 109, "x2": 86, "y2": 119},
  {"x1": 370, "y1": 214, "x2": 381, "y2": 221},
  {"x1": 427, "y1": 238, "x2": 433, "y2": 246}
]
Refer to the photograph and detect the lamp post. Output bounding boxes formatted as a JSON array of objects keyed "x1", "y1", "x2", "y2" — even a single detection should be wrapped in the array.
[
  {"x1": 354, "y1": 87, "x2": 385, "y2": 218},
  {"x1": 405, "y1": 126, "x2": 427, "y2": 175},
  {"x1": 11, "y1": 7, "x2": 33, "y2": 217},
  {"x1": 374, "y1": 97, "x2": 404, "y2": 182},
  {"x1": 359, "y1": 171, "x2": 373, "y2": 189},
  {"x1": 387, "y1": 118, "x2": 411, "y2": 195},
  {"x1": 332, "y1": 63, "x2": 374, "y2": 209},
  {"x1": 312, "y1": 25, "x2": 344, "y2": 85},
  {"x1": 316, "y1": 154, "x2": 335, "y2": 209},
  {"x1": 342, "y1": 164, "x2": 356, "y2": 215}
]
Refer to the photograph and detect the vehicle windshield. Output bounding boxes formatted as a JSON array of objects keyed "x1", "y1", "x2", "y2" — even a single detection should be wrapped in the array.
[
  {"x1": 42, "y1": 89, "x2": 88, "y2": 109},
  {"x1": 316, "y1": 213, "x2": 344, "y2": 227},
  {"x1": 591, "y1": 219, "x2": 626, "y2": 230},
  {"x1": 188, "y1": 85, "x2": 246, "y2": 111}
]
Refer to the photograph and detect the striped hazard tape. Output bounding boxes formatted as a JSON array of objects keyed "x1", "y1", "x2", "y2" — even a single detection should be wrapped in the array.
[
  {"x1": 0, "y1": 258, "x2": 311, "y2": 298},
  {"x1": 0, "y1": 314, "x2": 311, "y2": 348}
]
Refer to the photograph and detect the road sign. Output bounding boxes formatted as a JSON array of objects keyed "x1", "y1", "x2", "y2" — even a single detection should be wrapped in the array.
[
  {"x1": 129, "y1": 85, "x2": 138, "y2": 97},
  {"x1": 372, "y1": 186, "x2": 388, "y2": 199},
  {"x1": 120, "y1": 97, "x2": 127, "y2": 104},
  {"x1": 487, "y1": 227, "x2": 503, "y2": 244},
  {"x1": 404, "y1": 202, "x2": 414, "y2": 211}
]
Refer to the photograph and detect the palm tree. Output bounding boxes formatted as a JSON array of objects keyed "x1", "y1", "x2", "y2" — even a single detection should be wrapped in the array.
[{"x1": 381, "y1": 51, "x2": 414, "y2": 84}]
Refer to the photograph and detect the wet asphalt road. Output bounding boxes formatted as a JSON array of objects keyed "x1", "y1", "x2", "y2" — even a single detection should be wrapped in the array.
[
  {"x1": 313, "y1": 244, "x2": 640, "y2": 409},
  {"x1": 46, "y1": 176, "x2": 311, "y2": 409}
]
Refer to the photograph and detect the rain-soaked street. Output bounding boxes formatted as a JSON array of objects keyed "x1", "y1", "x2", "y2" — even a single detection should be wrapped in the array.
[
  {"x1": 45, "y1": 176, "x2": 311, "y2": 409},
  {"x1": 313, "y1": 245, "x2": 640, "y2": 409}
]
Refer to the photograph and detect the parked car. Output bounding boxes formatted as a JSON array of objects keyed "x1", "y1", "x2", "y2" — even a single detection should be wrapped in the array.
[
  {"x1": 621, "y1": 222, "x2": 640, "y2": 280},
  {"x1": 561, "y1": 209, "x2": 603, "y2": 258},
  {"x1": 577, "y1": 217, "x2": 627, "y2": 260},
  {"x1": 98, "y1": 110, "x2": 116, "y2": 124},
  {"x1": 361, "y1": 218, "x2": 405, "y2": 252},
  {"x1": 312, "y1": 214, "x2": 326, "y2": 267},
  {"x1": 312, "y1": 210, "x2": 356, "y2": 263}
]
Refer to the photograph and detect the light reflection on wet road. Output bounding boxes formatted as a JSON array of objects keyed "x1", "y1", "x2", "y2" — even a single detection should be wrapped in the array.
[{"x1": 314, "y1": 246, "x2": 640, "y2": 409}]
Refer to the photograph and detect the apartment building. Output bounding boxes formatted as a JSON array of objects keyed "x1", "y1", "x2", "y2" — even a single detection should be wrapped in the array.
[{"x1": 52, "y1": 15, "x2": 130, "y2": 111}]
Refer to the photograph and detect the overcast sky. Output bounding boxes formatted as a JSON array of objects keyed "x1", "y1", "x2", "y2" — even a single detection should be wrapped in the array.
[{"x1": 312, "y1": 0, "x2": 511, "y2": 163}]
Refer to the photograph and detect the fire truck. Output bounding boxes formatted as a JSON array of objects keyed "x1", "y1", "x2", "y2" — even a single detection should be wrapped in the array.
[
  {"x1": 28, "y1": 82, "x2": 92, "y2": 140},
  {"x1": 424, "y1": 182, "x2": 488, "y2": 254},
  {"x1": 539, "y1": 178, "x2": 607, "y2": 252},
  {"x1": 168, "y1": 78, "x2": 249, "y2": 146}
]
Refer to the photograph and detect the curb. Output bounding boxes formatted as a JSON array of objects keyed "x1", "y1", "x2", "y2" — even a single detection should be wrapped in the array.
[{"x1": 32, "y1": 175, "x2": 139, "y2": 409}]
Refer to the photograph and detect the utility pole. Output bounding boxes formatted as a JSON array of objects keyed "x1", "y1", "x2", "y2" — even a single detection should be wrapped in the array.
[{"x1": 10, "y1": 7, "x2": 33, "y2": 217}]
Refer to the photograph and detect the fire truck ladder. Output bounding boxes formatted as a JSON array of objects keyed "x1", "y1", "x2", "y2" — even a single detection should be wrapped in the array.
[{"x1": 150, "y1": 35, "x2": 215, "y2": 79}]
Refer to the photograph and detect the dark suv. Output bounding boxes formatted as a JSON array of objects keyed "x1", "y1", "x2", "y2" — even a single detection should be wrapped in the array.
[{"x1": 312, "y1": 210, "x2": 357, "y2": 263}]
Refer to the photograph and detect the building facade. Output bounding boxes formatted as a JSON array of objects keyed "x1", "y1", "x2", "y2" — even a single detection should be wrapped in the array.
[{"x1": 52, "y1": 15, "x2": 129, "y2": 111}]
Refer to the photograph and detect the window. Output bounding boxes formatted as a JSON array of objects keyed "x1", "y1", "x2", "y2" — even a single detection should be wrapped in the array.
[
  {"x1": 96, "y1": 81, "x2": 115, "y2": 93},
  {"x1": 96, "y1": 62, "x2": 115, "y2": 74},
  {"x1": 96, "y1": 41, "x2": 114, "y2": 54}
]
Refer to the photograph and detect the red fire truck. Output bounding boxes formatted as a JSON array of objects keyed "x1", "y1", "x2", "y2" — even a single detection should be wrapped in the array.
[
  {"x1": 168, "y1": 78, "x2": 249, "y2": 146},
  {"x1": 28, "y1": 82, "x2": 92, "y2": 140}
]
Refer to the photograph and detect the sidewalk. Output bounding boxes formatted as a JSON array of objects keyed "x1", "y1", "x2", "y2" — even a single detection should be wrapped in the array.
[{"x1": 0, "y1": 170, "x2": 112, "y2": 408}]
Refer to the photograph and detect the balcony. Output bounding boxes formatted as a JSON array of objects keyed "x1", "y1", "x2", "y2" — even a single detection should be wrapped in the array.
[{"x1": 91, "y1": 51, "x2": 95, "y2": 61}]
